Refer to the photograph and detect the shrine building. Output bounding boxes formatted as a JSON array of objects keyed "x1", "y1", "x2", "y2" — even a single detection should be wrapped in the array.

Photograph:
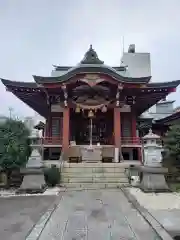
[{"x1": 1, "y1": 44, "x2": 180, "y2": 162}]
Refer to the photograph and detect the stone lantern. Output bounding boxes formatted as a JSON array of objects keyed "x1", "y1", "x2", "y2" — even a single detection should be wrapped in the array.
[
  {"x1": 139, "y1": 129, "x2": 169, "y2": 192},
  {"x1": 143, "y1": 129, "x2": 163, "y2": 167},
  {"x1": 18, "y1": 128, "x2": 46, "y2": 193},
  {"x1": 26, "y1": 129, "x2": 43, "y2": 168}
]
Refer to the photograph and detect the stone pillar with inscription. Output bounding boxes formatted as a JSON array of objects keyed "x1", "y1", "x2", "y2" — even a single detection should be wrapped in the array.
[{"x1": 139, "y1": 129, "x2": 169, "y2": 192}]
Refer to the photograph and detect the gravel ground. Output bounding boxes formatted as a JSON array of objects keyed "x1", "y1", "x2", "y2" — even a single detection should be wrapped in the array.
[{"x1": 0, "y1": 195, "x2": 57, "y2": 240}]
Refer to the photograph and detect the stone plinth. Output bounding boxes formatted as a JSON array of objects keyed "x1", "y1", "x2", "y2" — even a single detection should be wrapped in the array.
[
  {"x1": 81, "y1": 146, "x2": 102, "y2": 162},
  {"x1": 139, "y1": 129, "x2": 170, "y2": 193},
  {"x1": 139, "y1": 166, "x2": 170, "y2": 193},
  {"x1": 18, "y1": 148, "x2": 46, "y2": 194}
]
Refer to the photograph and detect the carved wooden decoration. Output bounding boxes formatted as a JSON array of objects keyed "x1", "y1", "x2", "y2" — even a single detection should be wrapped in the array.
[
  {"x1": 140, "y1": 84, "x2": 147, "y2": 88},
  {"x1": 79, "y1": 74, "x2": 104, "y2": 87},
  {"x1": 118, "y1": 83, "x2": 124, "y2": 90},
  {"x1": 72, "y1": 101, "x2": 110, "y2": 110},
  {"x1": 49, "y1": 95, "x2": 61, "y2": 104},
  {"x1": 61, "y1": 84, "x2": 68, "y2": 107}
]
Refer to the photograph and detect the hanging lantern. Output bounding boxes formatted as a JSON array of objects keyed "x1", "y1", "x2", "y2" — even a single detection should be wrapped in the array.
[
  {"x1": 64, "y1": 100, "x2": 67, "y2": 107},
  {"x1": 101, "y1": 105, "x2": 107, "y2": 113},
  {"x1": 132, "y1": 96, "x2": 136, "y2": 104},
  {"x1": 75, "y1": 105, "x2": 80, "y2": 113},
  {"x1": 116, "y1": 100, "x2": 120, "y2": 107},
  {"x1": 88, "y1": 110, "x2": 94, "y2": 118}
]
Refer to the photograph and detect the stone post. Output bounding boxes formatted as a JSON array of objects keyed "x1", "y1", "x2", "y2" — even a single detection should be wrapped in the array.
[{"x1": 139, "y1": 129, "x2": 169, "y2": 192}]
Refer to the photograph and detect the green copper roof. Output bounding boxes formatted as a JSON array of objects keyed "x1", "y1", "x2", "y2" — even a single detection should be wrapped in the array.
[
  {"x1": 1, "y1": 78, "x2": 38, "y2": 88},
  {"x1": 34, "y1": 45, "x2": 153, "y2": 84},
  {"x1": 43, "y1": 45, "x2": 152, "y2": 83},
  {"x1": 147, "y1": 80, "x2": 180, "y2": 88},
  {"x1": 80, "y1": 44, "x2": 104, "y2": 64},
  {"x1": 33, "y1": 64, "x2": 151, "y2": 84},
  {"x1": 53, "y1": 65, "x2": 126, "y2": 72},
  {"x1": 2, "y1": 78, "x2": 180, "y2": 89}
]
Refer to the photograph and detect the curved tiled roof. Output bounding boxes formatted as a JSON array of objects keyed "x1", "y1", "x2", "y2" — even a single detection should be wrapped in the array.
[
  {"x1": 1, "y1": 78, "x2": 180, "y2": 117},
  {"x1": 1, "y1": 79, "x2": 47, "y2": 117},
  {"x1": 155, "y1": 111, "x2": 180, "y2": 124},
  {"x1": 1, "y1": 78, "x2": 38, "y2": 88},
  {"x1": 147, "y1": 80, "x2": 180, "y2": 88},
  {"x1": 53, "y1": 65, "x2": 126, "y2": 72},
  {"x1": 33, "y1": 64, "x2": 151, "y2": 84},
  {"x1": 1, "y1": 78, "x2": 180, "y2": 90},
  {"x1": 34, "y1": 45, "x2": 151, "y2": 84},
  {"x1": 2, "y1": 45, "x2": 180, "y2": 117}
]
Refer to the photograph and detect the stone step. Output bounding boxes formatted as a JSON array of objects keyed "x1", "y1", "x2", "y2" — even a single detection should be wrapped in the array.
[
  {"x1": 61, "y1": 172, "x2": 127, "y2": 178},
  {"x1": 63, "y1": 182, "x2": 130, "y2": 189},
  {"x1": 61, "y1": 176, "x2": 128, "y2": 182},
  {"x1": 63, "y1": 162, "x2": 128, "y2": 168},
  {"x1": 62, "y1": 177, "x2": 128, "y2": 184},
  {"x1": 62, "y1": 167, "x2": 126, "y2": 173},
  {"x1": 61, "y1": 162, "x2": 129, "y2": 188}
]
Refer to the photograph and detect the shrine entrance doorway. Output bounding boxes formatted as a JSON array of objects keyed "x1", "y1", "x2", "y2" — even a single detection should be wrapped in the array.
[{"x1": 70, "y1": 109, "x2": 113, "y2": 145}]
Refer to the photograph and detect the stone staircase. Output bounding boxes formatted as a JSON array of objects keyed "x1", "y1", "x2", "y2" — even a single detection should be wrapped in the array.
[{"x1": 60, "y1": 162, "x2": 130, "y2": 189}]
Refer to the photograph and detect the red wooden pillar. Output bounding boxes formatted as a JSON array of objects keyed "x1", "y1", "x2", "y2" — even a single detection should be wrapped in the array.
[
  {"x1": 62, "y1": 108, "x2": 70, "y2": 153},
  {"x1": 44, "y1": 120, "x2": 47, "y2": 137},
  {"x1": 131, "y1": 113, "x2": 137, "y2": 141},
  {"x1": 48, "y1": 116, "x2": 52, "y2": 137},
  {"x1": 45, "y1": 118, "x2": 50, "y2": 137},
  {"x1": 132, "y1": 112, "x2": 142, "y2": 161},
  {"x1": 114, "y1": 108, "x2": 121, "y2": 147},
  {"x1": 42, "y1": 128, "x2": 44, "y2": 137}
]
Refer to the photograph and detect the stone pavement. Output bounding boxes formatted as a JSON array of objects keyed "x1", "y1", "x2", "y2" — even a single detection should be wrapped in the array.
[
  {"x1": 0, "y1": 195, "x2": 56, "y2": 240},
  {"x1": 128, "y1": 188, "x2": 180, "y2": 238},
  {"x1": 38, "y1": 189, "x2": 161, "y2": 239},
  {"x1": 150, "y1": 209, "x2": 180, "y2": 238}
]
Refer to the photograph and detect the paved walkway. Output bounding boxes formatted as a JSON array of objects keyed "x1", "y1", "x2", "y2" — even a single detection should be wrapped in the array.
[{"x1": 38, "y1": 189, "x2": 161, "y2": 240}]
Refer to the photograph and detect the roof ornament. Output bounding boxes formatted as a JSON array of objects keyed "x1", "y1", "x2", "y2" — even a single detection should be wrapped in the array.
[
  {"x1": 143, "y1": 128, "x2": 160, "y2": 140},
  {"x1": 149, "y1": 128, "x2": 153, "y2": 134},
  {"x1": 128, "y1": 44, "x2": 135, "y2": 53},
  {"x1": 80, "y1": 44, "x2": 104, "y2": 65}
]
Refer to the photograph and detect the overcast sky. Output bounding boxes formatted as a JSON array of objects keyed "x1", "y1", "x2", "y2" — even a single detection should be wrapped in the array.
[{"x1": 0, "y1": 0, "x2": 180, "y2": 118}]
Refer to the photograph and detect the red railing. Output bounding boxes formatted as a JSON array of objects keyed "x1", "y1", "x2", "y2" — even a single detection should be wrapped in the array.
[
  {"x1": 42, "y1": 137, "x2": 63, "y2": 145},
  {"x1": 121, "y1": 137, "x2": 142, "y2": 145},
  {"x1": 40, "y1": 137, "x2": 142, "y2": 146}
]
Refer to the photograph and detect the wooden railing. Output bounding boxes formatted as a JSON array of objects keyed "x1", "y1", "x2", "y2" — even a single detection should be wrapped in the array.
[
  {"x1": 39, "y1": 136, "x2": 142, "y2": 146},
  {"x1": 41, "y1": 137, "x2": 63, "y2": 145},
  {"x1": 121, "y1": 137, "x2": 142, "y2": 145}
]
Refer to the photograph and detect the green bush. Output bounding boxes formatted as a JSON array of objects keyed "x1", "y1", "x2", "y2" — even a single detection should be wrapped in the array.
[{"x1": 44, "y1": 165, "x2": 60, "y2": 187}]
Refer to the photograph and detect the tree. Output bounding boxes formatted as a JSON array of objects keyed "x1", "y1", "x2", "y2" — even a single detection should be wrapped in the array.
[
  {"x1": 163, "y1": 124, "x2": 180, "y2": 166},
  {"x1": 0, "y1": 119, "x2": 31, "y2": 171}
]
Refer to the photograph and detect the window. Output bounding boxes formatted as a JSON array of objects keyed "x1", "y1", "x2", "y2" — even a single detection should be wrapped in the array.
[
  {"x1": 121, "y1": 115, "x2": 132, "y2": 137},
  {"x1": 51, "y1": 118, "x2": 61, "y2": 137}
]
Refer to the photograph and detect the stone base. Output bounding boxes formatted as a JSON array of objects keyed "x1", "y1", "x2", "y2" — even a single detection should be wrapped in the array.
[
  {"x1": 81, "y1": 147, "x2": 102, "y2": 162},
  {"x1": 18, "y1": 173, "x2": 46, "y2": 194},
  {"x1": 139, "y1": 166, "x2": 170, "y2": 193}
]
